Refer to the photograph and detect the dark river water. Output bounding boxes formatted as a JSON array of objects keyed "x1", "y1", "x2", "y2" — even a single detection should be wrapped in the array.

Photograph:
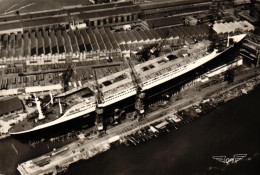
[{"x1": 1, "y1": 85, "x2": 260, "y2": 175}]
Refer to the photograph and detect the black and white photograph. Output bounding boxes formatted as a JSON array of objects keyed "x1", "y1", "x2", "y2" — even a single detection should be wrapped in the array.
[{"x1": 0, "y1": 0, "x2": 259, "y2": 175}]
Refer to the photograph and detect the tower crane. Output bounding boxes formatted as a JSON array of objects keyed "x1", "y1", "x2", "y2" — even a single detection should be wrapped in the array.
[
  {"x1": 93, "y1": 69, "x2": 104, "y2": 132},
  {"x1": 126, "y1": 54, "x2": 145, "y2": 120}
]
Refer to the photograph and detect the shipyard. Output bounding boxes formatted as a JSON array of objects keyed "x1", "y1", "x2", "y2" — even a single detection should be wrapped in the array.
[{"x1": 0, "y1": 0, "x2": 259, "y2": 175}]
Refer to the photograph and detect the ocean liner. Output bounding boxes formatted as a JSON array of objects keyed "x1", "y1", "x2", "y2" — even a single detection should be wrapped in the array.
[{"x1": 10, "y1": 34, "x2": 246, "y2": 135}]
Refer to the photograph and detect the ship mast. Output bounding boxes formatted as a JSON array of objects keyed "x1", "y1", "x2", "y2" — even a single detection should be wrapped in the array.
[{"x1": 34, "y1": 94, "x2": 45, "y2": 120}]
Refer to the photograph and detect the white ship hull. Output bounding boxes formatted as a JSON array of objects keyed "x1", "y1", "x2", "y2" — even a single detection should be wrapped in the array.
[{"x1": 10, "y1": 34, "x2": 246, "y2": 135}]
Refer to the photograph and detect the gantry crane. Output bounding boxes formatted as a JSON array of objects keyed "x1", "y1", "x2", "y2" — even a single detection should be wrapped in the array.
[
  {"x1": 126, "y1": 54, "x2": 145, "y2": 120},
  {"x1": 137, "y1": 29, "x2": 171, "y2": 61},
  {"x1": 93, "y1": 69, "x2": 104, "y2": 132},
  {"x1": 62, "y1": 64, "x2": 74, "y2": 92}
]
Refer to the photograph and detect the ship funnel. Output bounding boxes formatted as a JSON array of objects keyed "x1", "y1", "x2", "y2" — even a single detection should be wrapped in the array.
[
  {"x1": 34, "y1": 94, "x2": 45, "y2": 120},
  {"x1": 49, "y1": 91, "x2": 53, "y2": 104}
]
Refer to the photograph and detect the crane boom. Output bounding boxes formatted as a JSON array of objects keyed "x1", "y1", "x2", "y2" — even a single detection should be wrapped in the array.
[
  {"x1": 93, "y1": 69, "x2": 104, "y2": 131},
  {"x1": 63, "y1": 57, "x2": 75, "y2": 92},
  {"x1": 126, "y1": 56, "x2": 142, "y2": 89},
  {"x1": 126, "y1": 54, "x2": 145, "y2": 119}
]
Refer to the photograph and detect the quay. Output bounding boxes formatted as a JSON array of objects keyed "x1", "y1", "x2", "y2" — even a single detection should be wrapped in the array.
[{"x1": 17, "y1": 66, "x2": 260, "y2": 175}]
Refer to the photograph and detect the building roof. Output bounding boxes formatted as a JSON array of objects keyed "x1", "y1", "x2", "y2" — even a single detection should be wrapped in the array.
[
  {"x1": 149, "y1": 29, "x2": 161, "y2": 40},
  {"x1": 120, "y1": 32, "x2": 131, "y2": 43},
  {"x1": 132, "y1": 30, "x2": 143, "y2": 42},
  {"x1": 114, "y1": 32, "x2": 124, "y2": 44},
  {"x1": 86, "y1": 29, "x2": 99, "y2": 52},
  {"x1": 80, "y1": 29, "x2": 92, "y2": 52},
  {"x1": 126, "y1": 30, "x2": 137, "y2": 42},
  {"x1": 62, "y1": 30, "x2": 72, "y2": 53},
  {"x1": 15, "y1": 32, "x2": 23, "y2": 57},
  {"x1": 92, "y1": 28, "x2": 106, "y2": 51},
  {"x1": 25, "y1": 84, "x2": 62, "y2": 93},
  {"x1": 105, "y1": 28, "x2": 119, "y2": 50},
  {"x1": 213, "y1": 21, "x2": 254, "y2": 34},
  {"x1": 0, "y1": 97, "x2": 23, "y2": 116},
  {"x1": 56, "y1": 30, "x2": 65, "y2": 54},
  {"x1": 67, "y1": 30, "x2": 78, "y2": 53},
  {"x1": 144, "y1": 30, "x2": 155, "y2": 40},
  {"x1": 146, "y1": 16, "x2": 183, "y2": 28},
  {"x1": 138, "y1": 30, "x2": 149, "y2": 41},
  {"x1": 140, "y1": 0, "x2": 211, "y2": 10},
  {"x1": 23, "y1": 32, "x2": 30, "y2": 57},
  {"x1": 74, "y1": 29, "x2": 85, "y2": 52},
  {"x1": 0, "y1": 1, "x2": 140, "y2": 32}
]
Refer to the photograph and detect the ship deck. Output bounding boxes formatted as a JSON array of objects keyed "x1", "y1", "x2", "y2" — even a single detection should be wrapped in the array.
[
  {"x1": 11, "y1": 93, "x2": 88, "y2": 132},
  {"x1": 100, "y1": 40, "x2": 211, "y2": 98}
]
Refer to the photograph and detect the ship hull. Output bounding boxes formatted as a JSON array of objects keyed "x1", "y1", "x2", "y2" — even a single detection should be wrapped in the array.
[{"x1": 10, "y1": 36, "x2": 244, "y2": 137}]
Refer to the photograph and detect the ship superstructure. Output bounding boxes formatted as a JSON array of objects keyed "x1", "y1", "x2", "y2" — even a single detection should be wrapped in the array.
[{"x1": 10, "y1": 34, "x2": 246, "y2": 135}]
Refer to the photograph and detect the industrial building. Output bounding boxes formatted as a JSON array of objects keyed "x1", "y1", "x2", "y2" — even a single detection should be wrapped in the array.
[
  {"x1": 0, "y1": 97, "x2": 24, "y2": 117},
  {"x1": 0, "y1": 1, "x2": 141, "y2": 34},
  {"x1": 0, "y1": 24, "x2": 212, "y2": 65}
]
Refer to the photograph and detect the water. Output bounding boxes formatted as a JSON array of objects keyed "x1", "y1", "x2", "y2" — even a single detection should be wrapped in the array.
[
  {"x1": 64, "y1": 85, "x2": 260, "y2": 175},
  {"x1": 0, "y1": 86, "x2": 259, "y2": 175}
]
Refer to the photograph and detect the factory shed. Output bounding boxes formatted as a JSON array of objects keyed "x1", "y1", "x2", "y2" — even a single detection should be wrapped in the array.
[
  {"x1": 185, "y1": 27, "x2": 196, "y2": 38},
  {"x1": 146, "y1": 16, "x2": 183, "y2": 28},
  {"x1": 119, "y1": 44, "x2": 126, "y2": 52},
  {"x1": 8, "y1": 33, "x2": 15, "y2": 58},
  {"x1": 0, "y1": 97, "x2": 23, "y2": 117},
  {"x1": 170, "y1": 29, "x2": 179, "y2": 38},
  {"x1": 132, "y1": 30, "x2": 143, "y2": 42},
  {"x1": 25, "y1": 84, "x2": 63, "y2": 94},
  {"x1": 43, "y1": 30, "x2": 51, "y2": 55},
  {"x1": 120, "y1": 32, "x2": 131, "y2": 44},
  {"x1": 189, "y1": 26, "x2": 201, "y2": 38},
  {"x1": 56, "y1": 30, "x2": 65, "y2": 54},
  {"x1": 30, "y1": 31, "x2": 37, "y2": 56},
  {"x1": 114, "y1": 32, "x2": 124, "y2": 45},
  {"x1": 23, "y1": 32, "x2": 30, "y2": 57},
  {"x1": 173, "y1": 27, "x2": 185, "y2": 38},
  {"x1": 126, "y1": 30, "x2": 138, "y2": 48},
  {"x1": 74, "y1": 29, "x2": 86, "y2": 52},
  {"x1": 92, "y1": 28, "x2": 106, "y2": 51},
  {"x1": 105, "y1": 28, "x2": 120, "y2": 50},
  {"x1": 86, "y1": 29, "x2": 99, "y2": 52},
  {"x1": 36, "y1": 31, "x2": 44, "y2": 55},
  {"x1": 154, "y1": 28, "x2": 165, "y2": 38},
  {"x1": 213, "y1": 21, "x2": 254, "y2": 34},
  {"x1": 62, "y1": 30, "x2": 72, "y2": 54},
  {"x1": 1, "y1": 34, "x2": 8, "y2": 58},
  {"x1": 178, "y1": 26, "x2": 190, "y2": 37},
  {"x1": 15, "y1": 32, "x2": 23, "y2": 57},
  {"x1": 137, "y1": 30, "x2": 149, "y2": 42},
  {"x1": 149, "y1": 29, "x2": 161, "y2": 40},
  {"x1": 99, "y1": 31, "x2": 113, "y2": 51},
  {"x1": 126, "y1": 31, "x2": 137, "y2": 43},
  {"x1": 50, "y1": 31, "x2": 58, "y2": 54},
  {"x1": 144, "y1": 30, "x2": 156, "y2": 42},
  {"x1": 80, "y1": 29, "x2": 92, "y2": 52},
  {"x1": 67, "y1": 30, "x2": 79, "y2": 53}
]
